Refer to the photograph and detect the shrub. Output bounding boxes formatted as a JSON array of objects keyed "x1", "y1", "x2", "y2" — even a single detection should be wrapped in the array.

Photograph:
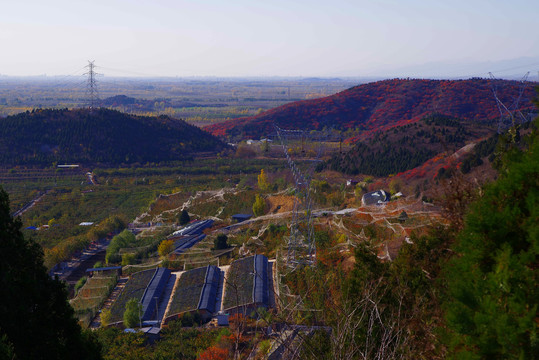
[
  {"x1": 158, "y1": 239, "x2": 174, "y2": 257},
  {"x1": 252, "y1": 195, "x2": 265, "y2": 217},
  {"x1": 121, "y1": 253, "x2": 136, "y2": 266},
  {"x1": 74, "y1": 276, "x2": 87, "y2": 295},
  {"x1": 257, "y1": 169, "x2": 269, "y2": 191},
  {"x1": 100, "y1": 309, "x2": 112, "y2": 327},
  {"x1": 123, "y1": 298, "x2": 141, "y2": 328},
  {"x1": 214, "y1": 234, "x2": 229, "y2": 250},
  {"x1": 178, "y1": 209, "x2": 190, "y2": 225}
]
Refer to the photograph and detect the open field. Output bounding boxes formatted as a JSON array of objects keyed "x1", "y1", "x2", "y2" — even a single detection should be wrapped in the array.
[
  {"x1": 1, "y1": 158, "x2": 289, "y2": 268},
  {"x1": 0, "y1": 77, "x2": 359, "y2": 126}
]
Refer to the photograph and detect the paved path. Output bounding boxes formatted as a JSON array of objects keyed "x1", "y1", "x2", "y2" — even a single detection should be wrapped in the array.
[
  {"x1": 12, "y1": 190, "x2": 50, "y2": 217},
  {"x1": 156, "y1": 273, "x2": 177, "y2": 326}
]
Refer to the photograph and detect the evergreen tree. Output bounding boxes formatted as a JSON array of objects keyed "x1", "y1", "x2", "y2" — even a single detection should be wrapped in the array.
[
  {"x1": 179, "y1": 209, "x2": 190, "y2": 225},
  {"x1": 443, "y1": 119, "x2": 539, "y2": 359},
  {"x1": 0, "y1": 187, "x2": 101, "y2": 360},
  {"x1": 214, "y1": 234, "x2": 228, "y2": 250}
]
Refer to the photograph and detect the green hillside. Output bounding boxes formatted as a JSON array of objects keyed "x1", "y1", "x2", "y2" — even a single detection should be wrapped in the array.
[{"x1": 0, "y1": 108, "x2": 226, "y2": 166}]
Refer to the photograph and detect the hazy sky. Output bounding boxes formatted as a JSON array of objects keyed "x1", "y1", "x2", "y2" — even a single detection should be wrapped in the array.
[{"x1": 1, "y1": 0, "x2": 538, "y2": 78}]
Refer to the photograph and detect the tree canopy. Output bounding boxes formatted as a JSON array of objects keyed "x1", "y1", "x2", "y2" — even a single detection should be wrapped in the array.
[
  {"x1": 179, "y1": 209, "x2": 191, "y2": 226},
  {"x1": 0, "y1": 186, "x2": 101, "y2": 360},
  {"x1": 214, "y1": 234, "x2": 229, "y2": 250},
  {"x1": 257, "y1": 169, "x2": 269, "y2": 191},
  {"x1": 123, "y1": 298, "x2": 142, "y2": 329},
  {"x1": 252, "y1": 195, "x2": 265, "y2": 217},
  {"x1": 0, "y1": 108, "x2": 226, "y2": 166},
  {"x1": 443, "y1": 121, "x2": 539, "y2": 359}
]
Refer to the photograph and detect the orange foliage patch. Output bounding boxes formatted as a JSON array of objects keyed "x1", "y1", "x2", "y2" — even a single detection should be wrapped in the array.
[{"x1": 198, "y1": 346, "x2": 229, "y2": 360}]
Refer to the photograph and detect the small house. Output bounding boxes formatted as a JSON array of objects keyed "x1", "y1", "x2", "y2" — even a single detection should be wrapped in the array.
[{"x1": 216, "y1": 313, "x2": 229, "y2": 326}]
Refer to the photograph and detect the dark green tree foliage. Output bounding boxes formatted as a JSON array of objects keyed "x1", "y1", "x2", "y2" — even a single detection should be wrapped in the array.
[
  {"x1": 460, "y1": 134, "x2": 499, "y2": 174},
  {"x1": 179, "y1": 209, "x2": 190, "y2": 225},
  {"x1": 444, "y1": 121, "x2": 539, "y2": 359},
  {"x1": 326, "y1": 114, "x2": 483, "y2": 176},
  {"x1": 105, "y1": 229, "x2": 137, "y2": 264},
  {"x1": 0, "y1": 187, "x2": 101, "y2": 360},
  {"x1": 214, "y1": 234, "x2": 228, "y2": 250},
  {"x1": 178, "y1": 311, "x2": 202, "y2": 327},
  {"x1": 0, "y1": 108, "x2": 226, "y2": 166},
  {"x1": 97, "y1": 324, "x2": 219, "y2": 360}
]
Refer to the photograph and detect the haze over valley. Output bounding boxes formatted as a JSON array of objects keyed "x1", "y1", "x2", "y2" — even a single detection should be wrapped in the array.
[{"x1": 1, "y1": 1, "x2": 538, "y2": 359}]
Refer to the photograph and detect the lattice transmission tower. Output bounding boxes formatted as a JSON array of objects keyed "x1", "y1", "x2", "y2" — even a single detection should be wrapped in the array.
[
  {"x1": 274, "y1": 125, "x2": 327, "y2": 269},
  {"x1": 489, "y1": 72, "x2": 530, "y2": 135},
  {"x1": 84, "y1": 60, "x2": 99, "y2": 109}
]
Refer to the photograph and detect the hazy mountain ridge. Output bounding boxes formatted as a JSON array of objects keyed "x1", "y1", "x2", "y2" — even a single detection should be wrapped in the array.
[{"x1": 205, "y1": 78, "x2": 536, "y2": 141}]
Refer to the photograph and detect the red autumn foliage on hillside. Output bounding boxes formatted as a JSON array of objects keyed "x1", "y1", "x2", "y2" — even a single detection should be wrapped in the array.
[
  {"x1": 205, "y1": 78, "x2": 535, "y2": 141},
  {"x1": 198, "y1": 346, "x2": 229, "y2": 360}
]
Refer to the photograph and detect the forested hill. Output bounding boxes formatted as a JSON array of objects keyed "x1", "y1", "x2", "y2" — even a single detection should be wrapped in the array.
[
  {"x1": 324, "y1": 113, "x2": 494, "y2": 176},
  {"x1": 0, "y1": 108, "x2": 227, "y2": 166},
  {"x1": 205, "y1": 78, "x2": 536, "y2": 140}
]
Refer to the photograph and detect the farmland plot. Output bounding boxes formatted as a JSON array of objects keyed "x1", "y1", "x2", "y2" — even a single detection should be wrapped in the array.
[{"x1": 108, "y1": 268, "x2": 156, "y2": 323}]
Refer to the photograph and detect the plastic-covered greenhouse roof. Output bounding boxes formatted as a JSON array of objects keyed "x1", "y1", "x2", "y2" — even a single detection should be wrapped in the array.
[
  {"x1": 173, "y1": 233, "x2": 206, "y2": 254},
  {"x1": 170, "y1": 219, "x2": 214, "y2": 237},
  {"x1": 253, "y1": 254, "x2": 269, "y2": 306},
  {"x1": 140, "y1": 267, "x2": 171, "y2": 321},
  {"x1": 198, "y1": 265, "x2": 221, "y2": 313}
]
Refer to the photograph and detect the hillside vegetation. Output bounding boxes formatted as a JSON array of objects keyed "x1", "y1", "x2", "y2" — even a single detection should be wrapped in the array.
[
  {"x1": 205, "y1": 78, "x2": 535, "y2": 140},
  {"x1": 0, "y1": 108, "x2": 226, "y2": 166},
  {"x1": 325, "y1": 113, "x2": 494, "y2": 176}
]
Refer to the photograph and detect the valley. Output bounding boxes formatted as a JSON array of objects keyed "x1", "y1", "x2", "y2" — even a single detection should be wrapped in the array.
[{"x1": 1, "y1": 76, "x2": 537, "y2": 360}]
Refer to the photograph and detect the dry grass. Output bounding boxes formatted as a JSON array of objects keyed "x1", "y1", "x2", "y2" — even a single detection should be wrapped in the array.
[{"x1": 266, "y1": 194, "x2": 295, "y2": 214}]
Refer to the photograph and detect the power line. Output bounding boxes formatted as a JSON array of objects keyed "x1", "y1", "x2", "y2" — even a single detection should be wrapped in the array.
[
  {"x1": 489, "y1": 72, "x2": 531, "y2": 135},
  {"x1": 274, "y1": 125, "x2": 327, "y2": 269}
]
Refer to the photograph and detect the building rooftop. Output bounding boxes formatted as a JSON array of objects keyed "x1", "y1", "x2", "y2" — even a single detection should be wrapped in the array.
[
  {"x1": 232, "y1": 214, "x2": 252, "y2": 222},
  {"x1": 362, "y1": 190, "x2": 389, "y2": 206}
]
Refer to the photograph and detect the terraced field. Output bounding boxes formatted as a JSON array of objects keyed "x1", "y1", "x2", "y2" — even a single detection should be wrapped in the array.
[
  {"x1": 222, "y1": 256, "x2": 254, "y2": 310},
  {"x1": 109, "y1": 269, "x2": 156, "y2": 323},
  {"x1": 70, "y1": 276, "x2": 117, "y2": 327},
  {"x1": 167, "y1": 267, "x2": 207, "y2": 316}
]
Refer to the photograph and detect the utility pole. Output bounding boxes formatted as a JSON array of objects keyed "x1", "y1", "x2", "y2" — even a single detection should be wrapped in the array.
[
  {"x1": 154, "y1": 296, "x2": 159, "y2": 326},
  {"x1": 274, "y1": 125, "x2": 326, "y2": 268},
  {"x1": 489, "y1": 71, "x2": 529, "y2": 137},
  {"x1": 84, "y1": 60, "x2": 99, "y2": 110}
]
